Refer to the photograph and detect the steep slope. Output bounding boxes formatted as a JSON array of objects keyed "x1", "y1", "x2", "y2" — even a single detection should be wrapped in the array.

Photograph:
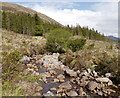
[{"x1": 1, "y1": 2, "x2": 62, "y2": 25}]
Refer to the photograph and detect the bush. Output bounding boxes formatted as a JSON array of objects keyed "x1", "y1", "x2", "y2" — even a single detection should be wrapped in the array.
[
  {"x1": 2, "y1": 49, "x2": 22, "y2": 81},
  {"x1": 32, "y1": 25, "x2": 44, "y2": 36},
  {"x1": 67, "y1": 38, "x2": 86, "y2": 52},
  {"x1": 46, "y1": 29, "x2": 72, "y2": 53},
  {"x1": 95, "y1": 54, "x2": 119, "y2": 76}
]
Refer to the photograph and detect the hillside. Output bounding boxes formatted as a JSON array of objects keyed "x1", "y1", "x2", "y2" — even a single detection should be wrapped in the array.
[{"x1": 1, "y1": 2, "x2": 61, "y2": 25}]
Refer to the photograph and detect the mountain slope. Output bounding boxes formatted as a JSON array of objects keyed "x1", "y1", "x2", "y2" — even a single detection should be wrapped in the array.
[{"x1": 1, "y1": 2, "x2": 62, "y2": 25}]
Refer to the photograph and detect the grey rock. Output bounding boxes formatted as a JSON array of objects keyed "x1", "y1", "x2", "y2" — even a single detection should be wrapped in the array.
[
  {"x1": 35, "y1": 86, "x2": 43, "y2": 92},
  {"x1": 97, "y1": 91, "x2": 103, "y2": 96},
  {"x1": 79, "y1": 87, "x2": 86, "y2": 96},
  {"x1": 43, "y1": 91, "x2": 54, "y2": 96},
  {"x1": 59, "y1": 81, "x2": 72, "y2": 90},
  {"x1": 87, "y1": 81, "x2": 98, "y2": 91},
  {"x1": 33, "y1": 92, "x2": 41, "y2": 96},
  {"x1": 53, "y1": 78, "x2": 59, "y2": 83},
  {"x1": 81, "y1": 76, "x2": 88, "y2": 81},
  {"x1": 96, "y1": 77, "x2": 111, "y2": 83},
  {"x1": 20, "y1": 55, "x2": 30, "y2": 63},
  {"x1": 65, "y1": 69, "x2": 77, "y2": 77},
  {"x1": 40, "y1": 53, "x2": 61, "y2": 68},
  {"x1": 105, "y1": 73, "x2": 111, "y2": 77},
  {"x1": 108, "y1": 80, "x2": 113, "y2": 86},
  {"x1": 57, "y1": 74, "x2": 65, "y2": 81},
  {"x1": 92, "y1": 70, "x2": 98, "y2": 77},
  {"x1": 66, "y1": 91, "x2": 78, "y2": 96}
]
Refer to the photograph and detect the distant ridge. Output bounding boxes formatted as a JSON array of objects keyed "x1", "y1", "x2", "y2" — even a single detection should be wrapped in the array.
[
  {"x1": 106, "y1": 36, "x2": 120, "y2": 41},
  {"x1": 1, "y1": 2, "x2": 62, "y2": 25}
]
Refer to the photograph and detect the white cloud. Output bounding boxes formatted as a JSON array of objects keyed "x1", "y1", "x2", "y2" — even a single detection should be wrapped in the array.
[{"x1": 22, "y1": 2, "x2": 118, "y2": 37}]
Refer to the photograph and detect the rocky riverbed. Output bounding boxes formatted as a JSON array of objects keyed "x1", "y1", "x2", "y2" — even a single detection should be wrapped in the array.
[{"x1": 19, "y1": 53, "x2": 120, "y2": 96}]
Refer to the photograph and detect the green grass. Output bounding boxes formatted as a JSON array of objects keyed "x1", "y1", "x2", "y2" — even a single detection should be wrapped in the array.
[
  {"x1": 16, "y1": 75, "x2": 41, "y2": 83},
  {"x1": 2, "y1": 81, "x2": 25, "y2": 96}
]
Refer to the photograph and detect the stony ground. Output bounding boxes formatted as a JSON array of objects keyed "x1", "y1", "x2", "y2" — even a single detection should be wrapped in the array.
[
  {"x1": 18, "y1": 53, "x2": 119, "y2": 96},
  {"x1": 2, "y1": 30, "x2": 120, "y2": 96}
]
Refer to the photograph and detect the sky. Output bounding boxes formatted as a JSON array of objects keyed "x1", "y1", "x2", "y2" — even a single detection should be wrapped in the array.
[{"x1": 1, "y1": 0, "x2": 119, "y2": 37}]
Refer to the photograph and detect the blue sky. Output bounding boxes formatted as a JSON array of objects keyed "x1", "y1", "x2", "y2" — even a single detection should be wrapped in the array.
[{"x1": 0, "y1": 1, "x2": 118, "y2": 37}]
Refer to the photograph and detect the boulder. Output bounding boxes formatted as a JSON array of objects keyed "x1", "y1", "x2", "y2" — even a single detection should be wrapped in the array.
[
  {"x1": 108, "y1": 80, "x2": 113, "y2": 86},
  {"x1": 66, "y1": 91, "x2": 78, "y2": 96},
  {"x1": 87, "y1": 81, "x2": 98, "y2": 91},
  {"x1": 20, "y1": 55, "x2": 30, "y2": 64},
  {"x1": 79, "y1": 87, "x2": 86, "y2": 96},
  {"x1": 33, "y1": 93, "x2": 41, "y2": 96},
  {"x1": 65, "y1": 69, "x2": 77, "y2": 77},
  {"x1": 43, "y1": 91, "x2": 54, "y2": 96},
  {"x1": 59, "y1": 81, "x2": 72, "y2": 90},
  {"x1": 57, "y1": 88, "x2": 63, "y2": 93},
  {"x1": 105, "y1": 73, "x2": 111, "y2": 77},
  {"x1": 35, "y1": 86, "x2": 43, "y2": 92},
  {"x1": 96, "y1": 77, "x2": 111, "y2": 83},
  {"x1": 57, "y1": 74, "x2": 65, "y2": 81},
  {"x1": 40, "y1": 53, "x2": 61, "y2": 67},
  {"x1": 97, "y1": 91, "x2": 103, "y2": 96},
  {"x1": 53, "y1": 78, "x2": 59, "y2": 83},
  {"x1": 92, "y1": 70, "x2": 98, "y2": 77}
]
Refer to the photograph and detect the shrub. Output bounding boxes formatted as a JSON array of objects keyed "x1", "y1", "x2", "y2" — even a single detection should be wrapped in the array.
[
  {"x1": 46, "y1": 29, "x2": 72, "y2": 53},
  {"x1": 95, "y1": 54, "x2": 119, "y2": 76},
  {"x1": 67, "y1": 38, "x2": 86, "y2": 52},
  {"x1": 32, "y1": 25, "x2": 44, "y2": 36},
  {"x1": 2, "y1": 49, "x2": 22, "y2": 81}
]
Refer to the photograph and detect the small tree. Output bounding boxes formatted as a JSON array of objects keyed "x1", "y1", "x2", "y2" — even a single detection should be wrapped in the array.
[
  {"x1": 33, "y1": 25, "x2": 44, "y2": 36},
  {"x1": 46, "y1": 29, "x2": 72, "y2": 53},
  {"x1": 67, "y1": 38, "x2": 86, "y2": 52}
]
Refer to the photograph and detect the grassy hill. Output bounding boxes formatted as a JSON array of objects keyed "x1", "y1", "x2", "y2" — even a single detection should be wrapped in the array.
[{"x1": 1, "y1": 2, "x2": 62, "y2": 25}]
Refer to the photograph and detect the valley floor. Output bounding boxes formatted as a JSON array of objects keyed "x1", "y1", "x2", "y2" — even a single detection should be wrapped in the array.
[{"x1": 1, "y1": 30, "x2": 120, "y2": 96}]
